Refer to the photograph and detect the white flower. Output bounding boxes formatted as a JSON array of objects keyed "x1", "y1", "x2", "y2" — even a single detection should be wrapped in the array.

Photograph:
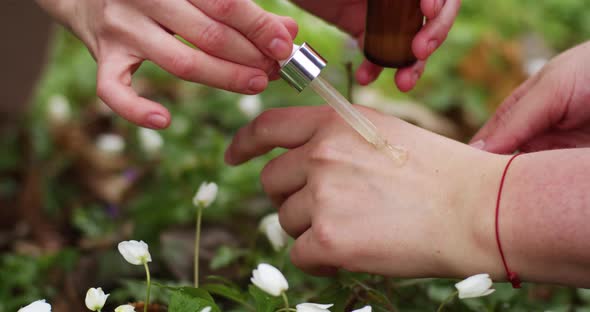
[
  {"x1": 118, "y1": 240, "x2": 152, "y2": 265},
  {"x1": 200, "y1": 307, "x2": 212, "y2": 312},
  {"x1": 250, "y1": 263, "x2": 289, "y2": 296},
  {"x1": 18, "y1": 299, "x2": 52, "y2": 312},
  {"x1": 455, "y1": 274, "x2": 495, "y2": 299},
  {"x1": 351, "y1": 306, "x2": 372, "y2": 312},
  {"x1": 115, "y1": 305, "x2": 135, "y2": 312},
  {"x1": 238, "y1": 95, "x2": 262, "y2": 118},
  {"x1": 138, "y1": 128, "x2": 164, "y2": 155},
  {"x1": 47, "y1": 94, "x2": 71, "y2": 124},
  {"x1": 296, "y1": 303, "x2": 334, "y2": 312},
  {"x1": 85, "y1": 287, "x2": 109, "y2": 311},
  {"x1": 259, "y1": 213, "x2": 290, "y2": 251},
  {"x1": 96, "y1": 134, "x2": 125, "y2": 155},
  {"x1": 193, "y1": 182, "x2": 218, "y2": 208}
]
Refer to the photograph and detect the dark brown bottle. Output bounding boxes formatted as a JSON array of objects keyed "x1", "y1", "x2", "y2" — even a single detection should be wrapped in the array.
[{"x1": 364, "y1": 0, "x2": 424, "y2": 68}]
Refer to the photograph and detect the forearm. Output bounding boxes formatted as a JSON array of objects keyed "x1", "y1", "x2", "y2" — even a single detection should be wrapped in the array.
[{"x1": 470, "y1": 149, "x2": 590, "y2": 287}]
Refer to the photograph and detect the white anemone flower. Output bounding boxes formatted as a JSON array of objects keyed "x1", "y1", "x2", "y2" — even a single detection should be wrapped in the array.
[
  {"x1": 250, "y1": 263, "x2": 289, "y2": 296},
  {"x1": 118, "y1": 240, "x2": 152, "y2": 265},
  {"x1": 193, "y1": 182, "x2": 218, "y2": 208},
  {"x1": 114, "y1": 305, "x2": 135, "y2": 312},
  {"x1": 295, "y1": 303, "x2": 334, "y2": 312},
  {"x1": 455, "y1": 274, "x2": 495, "y2": 299},
  {"x1": 259, "y1": 213, "x2": 290, "y2": 251},
  {"x1": 85, "y1": 287, "x2": 109, "y2": 311},
  {"x1": 18, "y1": 299, "x2": 52, "y2": 312}
]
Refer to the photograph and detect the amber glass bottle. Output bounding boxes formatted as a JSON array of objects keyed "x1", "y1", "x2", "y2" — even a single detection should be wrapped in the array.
[{"x1": 364, "y1": 0, "x2": 424, "y2": 68}]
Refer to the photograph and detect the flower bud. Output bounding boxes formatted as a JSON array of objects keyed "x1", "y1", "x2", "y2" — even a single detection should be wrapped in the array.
[
  {"x1": 259, "y1": 213, "x2": 289, "y2": 251},
  {"x1": 85, "y1": 287, "x2": 109, "y2": 311},
  {"x1": 118, "y1": 240, "x2": 152, "y2": 265},
  {"x1": 115, "y1": 305, "x2": 135, "y2": 312},
  {"x1": 455, "y1": 273, "x2": 495, "y2": 299},
  {"x1": 18, "y1": 299, "x2": 52, "y2": 312},
  {"x1": 193, "y1": 182, "x2": 218, "y2": 208},
  {"x1": 296, "y1": 303, "x2": 333, "y2": 312},
  {"x1": 250, "y1": 263, "x2": 289, "y2": 296}
]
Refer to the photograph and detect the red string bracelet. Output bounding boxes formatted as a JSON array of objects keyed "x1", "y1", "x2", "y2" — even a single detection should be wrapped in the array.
[{"x1": 495, "y1": 153, "x2": 523, "y2": 289}]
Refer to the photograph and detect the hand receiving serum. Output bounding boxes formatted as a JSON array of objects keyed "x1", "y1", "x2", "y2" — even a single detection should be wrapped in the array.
[{"x1": 278, "y1": 43, "x2": 408, "y2": 165}]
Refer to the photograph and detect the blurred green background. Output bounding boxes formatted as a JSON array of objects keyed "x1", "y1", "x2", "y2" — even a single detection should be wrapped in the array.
[{"x1": 2, "y1": 0, "x2": 590, "y2": 311}]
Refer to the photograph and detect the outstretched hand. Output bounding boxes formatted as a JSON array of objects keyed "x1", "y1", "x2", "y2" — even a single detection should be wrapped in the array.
[
  {"x1": 470, "y1": 42, "x2": 590, "y2": 154},
  {"x1": 36, "y1": 0, "x2": 298, "y2": 129}
]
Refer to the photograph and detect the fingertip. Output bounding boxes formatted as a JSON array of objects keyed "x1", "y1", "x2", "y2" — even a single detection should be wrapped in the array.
[
  {"x1": 395, "y1": 70, "x2": 417, "y2": 92},
  {"x1": 145, "y1": 112, "x2": 171, "y2": 130},
  {"x1": 279, "y1": 16, "x2": 299, "y2": 39}
]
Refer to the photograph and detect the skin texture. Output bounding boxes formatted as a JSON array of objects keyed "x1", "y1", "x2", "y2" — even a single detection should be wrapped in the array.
[
  {"x1": 292, "y1": 0, "x2": 461, "y2": 91},
  {"x1": 226, "y1": 106, "x2": 590, "y2": 287},
  {"x1": 35, "y1": 0, "x2": 298, "y2": 129},
  {"x1": 470, "y1": 41, "x2": 590, "y2": 154}
]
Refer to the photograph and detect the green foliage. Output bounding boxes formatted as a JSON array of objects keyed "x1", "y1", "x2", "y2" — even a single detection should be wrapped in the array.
[
  {"x1": 6, "y1": 0, "x2": 590, "y2": 311},
  {"x1": 168, "y1": 287, "x2": 221, "y2": 312}
]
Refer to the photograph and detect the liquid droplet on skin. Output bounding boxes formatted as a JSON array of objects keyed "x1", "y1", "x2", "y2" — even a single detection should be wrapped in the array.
[{"x1": 371, "y1": 138, "x2": 408, "y2": 166}]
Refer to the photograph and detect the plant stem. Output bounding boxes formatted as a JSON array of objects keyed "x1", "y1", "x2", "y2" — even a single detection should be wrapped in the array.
[
  {"x1": 436, "y1": 291, "x2": 458, "y2": 312},
  {"x1": 275, "y1": 308, "x2": 297, "y2": 312},
  {"x1": 281, "y1": 292, "x2": 290, "y2": 311},
  {"x1": 194, "y1": 204, "x2": 204, "y2": 288},
  {"x1": 144, "y1": 262, "x2": 151, "y2": 312}
]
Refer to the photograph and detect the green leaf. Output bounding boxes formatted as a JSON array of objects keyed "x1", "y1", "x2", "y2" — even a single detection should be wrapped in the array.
[
  {"x1": 248, "y1": 285, "x2": 283, "y2": 312},
  {"x1": 203, "y1": 283, "x2": 252, "y2": 309},
  {"x1": 167, "y1": 287, "x2": 220, "y2": 312}
]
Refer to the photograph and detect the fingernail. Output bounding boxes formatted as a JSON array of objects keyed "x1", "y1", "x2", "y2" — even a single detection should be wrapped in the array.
[
  {"x1": 269, "y1": 38, "x2": 290, "y2": 59},
  {"x1": 470, "y1": 140, "x2": 486, "y2": 150},
  {"x1": 146, "y1": 114, "x2": 168, "y2": 129},
  {"x1": 427, "y1": 40, "x2": 439, "y2": 55},
  {"x1": 249, "y1": 76, "x2": 268, "y2": 93}
]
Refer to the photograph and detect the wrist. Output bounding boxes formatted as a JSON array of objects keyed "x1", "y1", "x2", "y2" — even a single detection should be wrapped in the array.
[{"x1": 439, "y1": 150, "x2": 509, "y2": 280}]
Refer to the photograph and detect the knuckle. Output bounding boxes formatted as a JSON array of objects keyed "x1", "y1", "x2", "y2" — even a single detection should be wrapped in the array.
[
  {"x1": 248, "y1": 14, "x2": 279, "y2": 41},
  {"x1": 209, "y1": 0, "x2": 238, "y2": 19},
  {"x1": 309, "y1": 141, "x2": 339, "y2": 163},
  {"x1": 312, "y1": 220, "x2": 338, "y2": 251},
  {"x1": 308, "y1": 180, "x2": 334, "y2": 206},
  {"x1": 168, "y1": 54, "x2": 196, "y2": 80},
  {"x1": 199, "y1": 23, "x2": 228, "y2": 51}
]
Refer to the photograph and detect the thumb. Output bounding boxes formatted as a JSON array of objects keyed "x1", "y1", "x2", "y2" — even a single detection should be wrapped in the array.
[{"x1": 470, "y1": 76, "x2": 558, "y2": 154}]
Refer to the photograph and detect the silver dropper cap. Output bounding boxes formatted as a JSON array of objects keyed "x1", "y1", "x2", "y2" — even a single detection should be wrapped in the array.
[{"x1": 279, "y1": 43, "x2": 327, "y2": 92}]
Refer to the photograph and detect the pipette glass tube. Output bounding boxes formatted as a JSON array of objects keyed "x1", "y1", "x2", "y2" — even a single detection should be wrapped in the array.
[{"x1": 279, "y1": 43, "x2": 408, "y2": 164}]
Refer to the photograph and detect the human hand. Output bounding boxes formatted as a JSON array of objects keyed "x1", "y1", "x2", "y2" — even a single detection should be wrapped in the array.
[
  {"x1": 470, "y1": 42, "x2": 590, "y2": 154},
  {"x1": 225, "y1": 105, "x2": 505, "y2": 278},
  {"x1": 291, "y1": 0, "x2": 461, "y2": 92},
  {"x1": 36, "y1": 0, "x2": 297, "y2": 129}
]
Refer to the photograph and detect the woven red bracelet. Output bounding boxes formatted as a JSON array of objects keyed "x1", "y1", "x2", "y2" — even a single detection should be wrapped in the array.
[{"x1": 496, "y1": 153, "x2": 523, "y2": 289}]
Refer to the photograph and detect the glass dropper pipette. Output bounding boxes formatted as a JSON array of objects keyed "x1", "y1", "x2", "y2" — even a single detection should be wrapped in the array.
[{"x1": 278, "y1": 43, "x2": 407, "y2": 164}]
